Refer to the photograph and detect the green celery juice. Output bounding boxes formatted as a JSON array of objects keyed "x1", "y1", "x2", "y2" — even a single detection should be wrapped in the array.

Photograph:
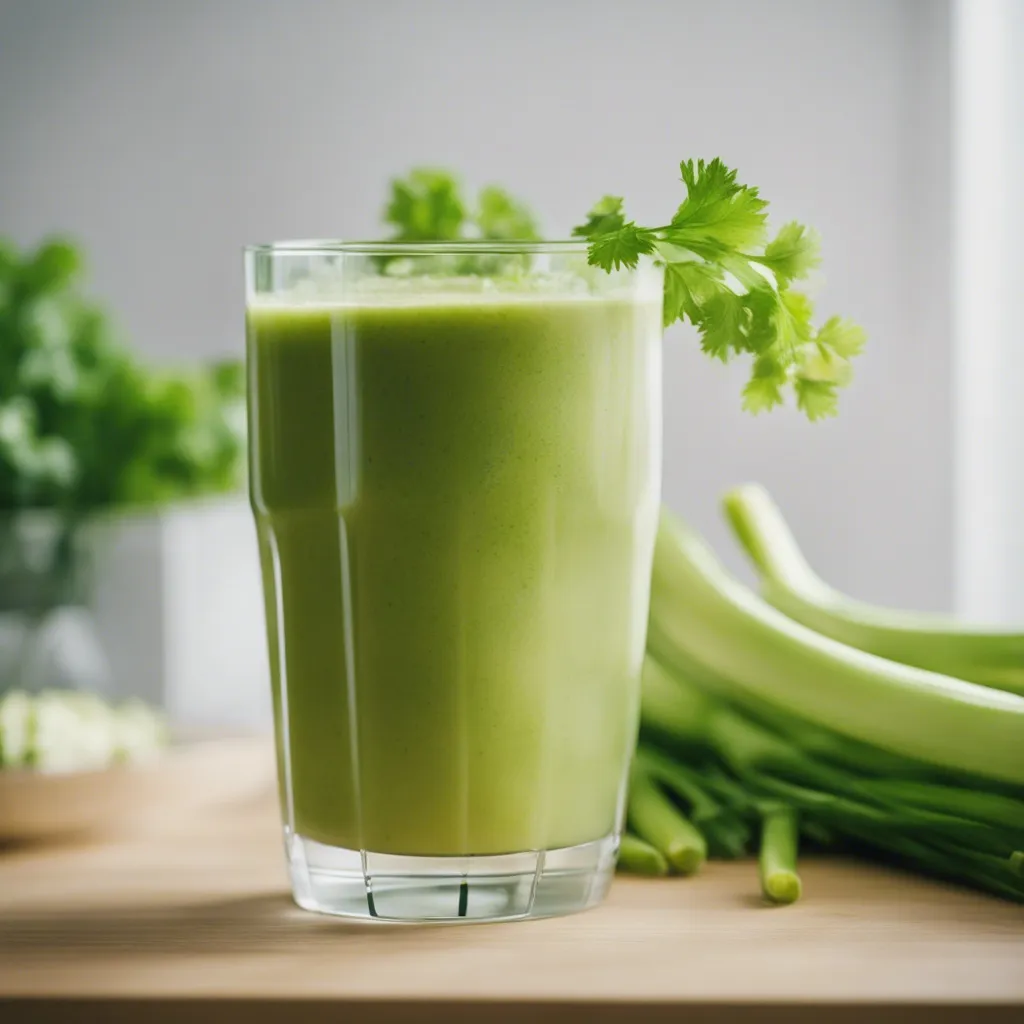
[{"x1": 247, "y1": 281, "x2": 662, "y2": 856}]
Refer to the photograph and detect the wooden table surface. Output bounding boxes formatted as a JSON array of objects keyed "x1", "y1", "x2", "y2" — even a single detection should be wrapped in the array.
[{"x1": 1, "y1": 748, "x2": 1022, "y2": 1023}]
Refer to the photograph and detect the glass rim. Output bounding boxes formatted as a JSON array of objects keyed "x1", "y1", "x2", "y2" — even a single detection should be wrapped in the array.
[{"x1": 244, "y1": 238, "x2": 590, "y2": 257}]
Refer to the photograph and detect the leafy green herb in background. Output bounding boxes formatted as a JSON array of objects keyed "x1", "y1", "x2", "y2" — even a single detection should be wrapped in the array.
[
  {"x1": 383, "y1": 168, "x2": 468, "y2": 243},
  {"x1": 379, "y1": 168, "x2": 540, "y2": 277},
  {"x1": 0, "y1": 237, "x2": 245, "y2": 512},
  {"x1": 382, "y1": 167, "x2": 540, "y2": 244},
  {"x1": 573, "y1": 159, "x2": 866, "y2": 419}
]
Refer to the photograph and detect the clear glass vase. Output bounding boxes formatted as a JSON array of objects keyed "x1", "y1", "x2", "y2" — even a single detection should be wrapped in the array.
[
  {"x1": 245, "y1": 240, "x2": 663, "y2": 922},
  {"x1": 0, "y1": 512, "x2": 112, "y2": 698}
]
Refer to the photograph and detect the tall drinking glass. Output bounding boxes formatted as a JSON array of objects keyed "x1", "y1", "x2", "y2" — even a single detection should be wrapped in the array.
[{"x1": 245, "y1": 241, "x2": 662, "y2": 922}]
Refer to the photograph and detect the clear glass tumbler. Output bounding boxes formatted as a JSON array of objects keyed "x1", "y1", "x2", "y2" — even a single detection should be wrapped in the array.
[{"x1": 245, "y1": 240, "x2": 663, "y2": 922}]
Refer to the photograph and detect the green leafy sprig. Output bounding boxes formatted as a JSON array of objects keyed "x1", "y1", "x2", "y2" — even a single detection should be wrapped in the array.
[
  {"x1": 383, "y1": 168, "x2": 539, "y2": 245},
  {"x1": 573, "y1": 159, "x2": 865, "y2": 419}
]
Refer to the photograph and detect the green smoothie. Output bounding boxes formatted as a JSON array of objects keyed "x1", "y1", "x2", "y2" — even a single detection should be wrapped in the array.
[{"x1": 247, "y1": 287, "x2": 661, "y2": 857}]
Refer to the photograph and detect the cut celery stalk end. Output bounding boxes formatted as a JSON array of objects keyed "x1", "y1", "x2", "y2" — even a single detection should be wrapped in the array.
[
  {"x1": 617, "y1": 833, "x2": 670, "y2": 876},
  {"x1": 627, "y1": 763, "x2": 707, "y2": 875}
]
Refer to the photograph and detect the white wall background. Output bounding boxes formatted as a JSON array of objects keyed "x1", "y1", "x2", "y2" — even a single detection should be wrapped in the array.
[
  {"x1": 0, "y1": 0, "x2": 954, "y2": 610},
  {"x1": 953, "y1": 0, "x2": 1024, "y2": 625}
]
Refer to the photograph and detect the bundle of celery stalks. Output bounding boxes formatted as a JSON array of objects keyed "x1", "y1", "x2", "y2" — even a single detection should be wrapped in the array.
[{"x1": 620, "y1": 484, "x2": 1024, "y2": 905}]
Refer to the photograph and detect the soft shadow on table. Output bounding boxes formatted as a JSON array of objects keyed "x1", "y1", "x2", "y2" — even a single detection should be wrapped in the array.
[{"x1": 0, "y1": 892, "x2": 439, "y2": 956}]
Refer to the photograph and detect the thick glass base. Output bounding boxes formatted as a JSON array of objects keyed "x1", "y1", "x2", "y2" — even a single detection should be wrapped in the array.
[{"x1": 286, "y1": 830, "x2": 618, "y2": 923}]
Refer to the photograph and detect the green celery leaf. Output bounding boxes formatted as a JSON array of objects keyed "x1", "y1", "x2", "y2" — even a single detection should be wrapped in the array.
[
  {"x1": 741, "y1": 354, "x2": 787, "y2": 414},
  {"x1": 817, "y1": 316, "x2": 867, "y2": 359},
  {"x1": 795, "y1": 377, "x2": 839, "y2": 420},
  {"x1": 742, "y1": 288, "x2": 780, "y2": 354},
  {"x1": 758, "y1": 222, "x2": 821, "y2": 285},
  {"x1": 773, "y1": 289, "x2": 815, "y2": 349},
  {"x1": 476, "y1": 186, "x2": 540, "y2": 240},
  {"x1": 580, "y1": 157, "x2": 865, "y2": 418},
  {"x1": 572, "y1": 195, "x2": 627, "y2": 240},
  {"x1": 672, "y1": 158, "x2": 769, "y2": 251},
  {"x1": 384, "y1": 168, "x2": 466, "y2": 241},
  {"x1": 587, "y1": 224, "x2": 658, "y2": 271},
  {"x1": 700, "y1": 289, "x2": 747, "y2": 361}
]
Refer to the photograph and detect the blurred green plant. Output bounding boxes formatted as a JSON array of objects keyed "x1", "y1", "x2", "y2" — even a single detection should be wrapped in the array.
[
  {"x1": 377, "y1": 168, "x2": 540, "y2": 276},
  {"x1": 0, "y1": 237, "x2": 245, "y2": 512}
]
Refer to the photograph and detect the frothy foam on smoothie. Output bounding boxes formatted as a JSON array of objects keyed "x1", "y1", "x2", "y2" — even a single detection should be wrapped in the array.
[{"x1": 249, "y1": 265, "x2": 663, "y2": 309}]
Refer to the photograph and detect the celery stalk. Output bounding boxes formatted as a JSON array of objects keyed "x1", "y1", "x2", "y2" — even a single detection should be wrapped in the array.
[
  {"x1": 1010, "y1": 851, "x2": 1024, "y2": 878},
  {"x1": 866, "y1": 779, "x2": 1024, "y2": 832},
  {"x1": 635, "y1": 646, "x2": 1024, "y2": 903},
  {"x1": 627, "y1": 764, "x2": 707, "y2": 875},
  {"x1": 637, "y1": 746, "x2": 752, "y2": 858},
  {"x1": 724, "y1": 484, "x2": 1024, "y2": 697},
  {"x1": 750, "y1": 774, "x2": 1020, "y2": 858},
  {"x1": 759, "y1": 807, "x2": 802, "y2": 904},
  {"x1": 643, "y1": 657, "x2": 1023, "y2": 859},
  {"x1": 851, "y1": 830, "x2": 1024, "y2": 903},
  {"x1": 649, "y1": 509, "x2": 1024, "y2": 787},
  {"x1": 617, "y1": 833, "x2": 670, "y2": 876}
]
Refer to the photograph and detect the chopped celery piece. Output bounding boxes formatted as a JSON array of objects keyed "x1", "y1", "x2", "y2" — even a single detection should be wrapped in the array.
[
  {"x1": 618, "y1": 833, "x2": 670, "y2": 876},
  {"x1": 759, "y1": 807, "x2": 802, "y2": 904},
  {"x1": 628, "y1": 764, "x2": 707, "y2": 875}
]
